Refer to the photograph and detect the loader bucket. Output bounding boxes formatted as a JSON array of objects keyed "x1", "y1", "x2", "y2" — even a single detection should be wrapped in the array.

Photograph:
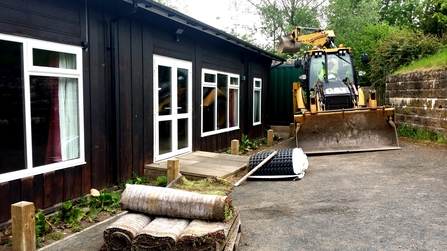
[
  {"x1": 295, "y1": 108, "x2": 400, "y2": 154},
  {"x1": 276, "y1": 36, "x2": 301, "y2": 53}
]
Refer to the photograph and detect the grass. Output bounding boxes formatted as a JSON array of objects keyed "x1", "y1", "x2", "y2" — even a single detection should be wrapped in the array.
[
  {"x1": 394, "y1": 48, "x2": 447, "y2": 74},
  {"x1": 397, "y1": 124, "x2": 447, "y2": 145},
  {"x1": 173, "y1": 177, "x2": 233, "y2": 196}
]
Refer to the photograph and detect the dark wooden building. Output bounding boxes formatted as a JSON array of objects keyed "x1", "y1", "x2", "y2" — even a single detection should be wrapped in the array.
[{"x1": 0, "y1": 0, "x2": 284, "y2": 224}]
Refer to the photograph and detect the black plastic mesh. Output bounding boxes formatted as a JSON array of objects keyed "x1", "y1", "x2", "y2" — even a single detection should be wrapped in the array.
[{"x1": 248, "y1": 148, "x2": 296, "y2": 176}]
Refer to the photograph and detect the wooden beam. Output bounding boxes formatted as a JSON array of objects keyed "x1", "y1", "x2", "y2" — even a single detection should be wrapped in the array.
[
  {"x1": 231, "y1": 139, "x2": 239, "y2": 155},
  {"x1": 167, "y1": 159, "x2": 180, "y2": 184},
  {"x1": 12, "y1": 201, "x2": 35, "y2": 251},
  {"x1": 267, "y1": 129, "x2": 274, "y2": 147}
]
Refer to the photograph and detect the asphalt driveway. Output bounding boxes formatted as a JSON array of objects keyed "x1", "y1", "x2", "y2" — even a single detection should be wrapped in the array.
[{"x1": 230, "y1": 138, "x2": 447, "y2": 251}]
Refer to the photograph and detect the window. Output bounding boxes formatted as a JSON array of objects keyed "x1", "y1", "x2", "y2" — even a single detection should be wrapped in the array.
[
  {"x1": 0, "y1": 34, "x2": 84, "y2": 182},
  {"x1": 253, "y1": 78, "x2": 262, "y2": 125},
  {"x1": 202, "y1": 69, "x2": 239, "y2": 136}
]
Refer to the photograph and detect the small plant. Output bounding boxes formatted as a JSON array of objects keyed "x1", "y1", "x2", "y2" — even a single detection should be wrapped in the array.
[
  {"x1": 71, "y1": 223, "x2": 82, "y2": 233},
  {"x1": 35, "y1": 210, "x2": 52, "y2": 237},
  {"x1": 239, "y1": 134, "x2": 258, "y2": 154},
  {"x1": 118, "y1": 172, "x2": 151, "y2": 190},
  {"x1": 35, "y1": 210, "x2": 53, "y2": 248},
  {"x1": 55, "y1": 200, "x2": 86, "y2": 227},
  {"x1": 46, "y1": 232, "x2": 64, "y2": 241},
  {"x1": 86, "y1": 189, "x2": 121, "y2": 220},
  {"x1": 398, "y1": 124, "x2": 447, "y2": 144},
  {"x1": 156, "y1": 175, "x2": 168, "y2": 186}
]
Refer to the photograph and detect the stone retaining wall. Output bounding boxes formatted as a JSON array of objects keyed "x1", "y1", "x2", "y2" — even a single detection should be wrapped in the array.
[{"x1": 386, "y1": 70, "x2": 447, "y2": 135}]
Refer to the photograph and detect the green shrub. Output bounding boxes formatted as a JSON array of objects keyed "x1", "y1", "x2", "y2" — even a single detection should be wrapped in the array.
[
  {"x1": 369, "y1": 28, "x2": 442, "y2": 89},
  {"x1": 398, "y1": 124, "x2": 447, "y2": 144}
]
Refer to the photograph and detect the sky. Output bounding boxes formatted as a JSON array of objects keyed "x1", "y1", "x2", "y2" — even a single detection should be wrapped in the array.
[{"x1": 168, "y1": 0, "x2": 260, "y2": 36}]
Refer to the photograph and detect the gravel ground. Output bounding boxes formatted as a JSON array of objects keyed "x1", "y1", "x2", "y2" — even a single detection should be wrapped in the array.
[{"x1": 230, "y1": 138, "x2": 447, "y2": 251}]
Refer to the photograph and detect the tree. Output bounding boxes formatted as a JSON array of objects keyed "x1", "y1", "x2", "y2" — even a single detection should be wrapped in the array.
[
  {"x1": 240, "y1": 0, "x2": 323, "y2": 52},
  {"x1": 324, "y1": 0, "x2": 380, "y2": 47},
  {"x1": 379, "y1": 0, "x2": 420, "y2": 29},
  {"x1": 418, "y1": 0, "x2": 447, "y2": 37}
]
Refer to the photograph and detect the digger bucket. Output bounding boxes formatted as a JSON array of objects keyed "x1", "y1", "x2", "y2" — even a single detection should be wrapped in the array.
[
  {"x1": 276, "y1": 36, "x2": 301, "y2": 53},
  {"x1": 295, "y1": 108, "x2": 400, "y2": 154}
]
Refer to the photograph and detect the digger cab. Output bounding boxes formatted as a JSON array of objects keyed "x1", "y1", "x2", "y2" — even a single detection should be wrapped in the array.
[{"x1": 293, "y1": 47, "x2": 400, "y2": 154}]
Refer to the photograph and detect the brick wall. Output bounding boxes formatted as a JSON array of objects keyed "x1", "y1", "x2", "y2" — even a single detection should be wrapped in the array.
[{"x1": 386, "y1": 70, "x2": 447, "y2": 135}]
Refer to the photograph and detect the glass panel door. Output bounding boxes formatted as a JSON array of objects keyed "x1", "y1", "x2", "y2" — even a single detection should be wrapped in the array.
[{"x1": 154, "y1": 55, "x2": 192, "y2": 162}]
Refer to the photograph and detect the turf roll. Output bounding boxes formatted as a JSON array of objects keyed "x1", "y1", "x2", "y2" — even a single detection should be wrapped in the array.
[
  {"x1": 132, "y1": 217, "x2": 189, "y2": 250},
  {"x1": 103, "y1": 213, "x2": 152, "y2": 251},
  {"x1": 120, "y1": 184, "x2": 233, "y2": 222}
]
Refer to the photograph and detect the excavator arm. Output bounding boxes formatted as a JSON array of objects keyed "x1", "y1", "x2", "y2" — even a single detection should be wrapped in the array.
[{"x1": 277, "y1": 27, "x2": 336, "y2": 53}]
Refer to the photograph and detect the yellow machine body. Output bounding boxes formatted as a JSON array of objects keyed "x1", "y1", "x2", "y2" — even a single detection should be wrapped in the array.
[{"x1": 293, "y1": 83, "x2": 400, "y2": 154}]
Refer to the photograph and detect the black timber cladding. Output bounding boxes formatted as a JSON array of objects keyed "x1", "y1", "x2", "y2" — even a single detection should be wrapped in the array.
[{"x1": 0, "y1": 0, "x2": 284, "y2": 224}]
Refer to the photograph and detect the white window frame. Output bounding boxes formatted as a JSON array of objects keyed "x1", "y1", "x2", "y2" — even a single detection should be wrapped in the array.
[
  {"x1": 0, "y1": 33, "x2": 85, "y2": 183},
  {"x1": 201, "y1": 69, "x2": 240, "y2": 137},
  {"x1": 153, "y1": 55, "x2": 193, "y2": 162},
  {"x1": 253, "y1": 78, "x2": 262, "y2": 125}
]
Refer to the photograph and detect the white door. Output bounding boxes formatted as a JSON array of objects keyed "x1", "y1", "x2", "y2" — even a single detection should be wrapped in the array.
[{"x1": 153, "y1": 55, "x2": 192, "y2": 162}]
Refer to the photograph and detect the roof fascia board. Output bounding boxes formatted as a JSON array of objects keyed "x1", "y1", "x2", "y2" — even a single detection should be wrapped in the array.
[{"x1": 121, "y1": 0, "x2": 285, "y2": 62}]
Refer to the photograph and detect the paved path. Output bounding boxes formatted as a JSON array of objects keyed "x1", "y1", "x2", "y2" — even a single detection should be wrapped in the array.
[{"x1": 231, "y1": 138, "x2": 447, "y2": 250}]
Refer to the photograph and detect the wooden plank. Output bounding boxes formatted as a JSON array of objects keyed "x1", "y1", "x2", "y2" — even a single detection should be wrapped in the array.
[
  {"x1": 131, "y1": 19, "x2": 144, "y2": 177},
  {"x1": 223, "y1": 216, "x2": 242, "y2": 251},
  {"x1": 9, "y1": 180, "x2": 21, "y2": 205},
  {"x1": 20, "y1": 177, "x2": 34, "y2": 203},
  {"x1": 63, "y1": 167, "x2": 74, "y2": 201},
  {"x1": 43, "y1": 172, "x2": 55, "y2": 208},
  {"x1": 33, "y1": 174, "x2": 44, "y2": 210},
  {"x1": 118, "y1": 18, "x2": 133, "y2": 183},
  {"x1": 88, "y1": 0, "x2": 109, "y2": 189},
  {"x1": 11, "y1": 201, "x2": 35, "y2": 251},
  {"x1": 81, "y1": 164, "x2": 92, "y2": 195},
  {"x1": 0, "y1": 183, "x2": 10, "y2": 222},
  {"x1": 72, "y1": 166, "x2": 83, "y2": 199},
  {"x1": 142, "y1": 24, "x2": 154, "y2": 164},
  {"x1": 0, "y1": 0, "x2": 82, "y2": 45}
]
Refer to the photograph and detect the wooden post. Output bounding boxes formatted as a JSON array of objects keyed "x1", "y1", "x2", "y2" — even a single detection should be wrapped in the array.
[
  {"x1": 167, "y1": 158, "x2": 180, "y2": 184},
  {"x1": 267, "y1": 129, "x2": 274, "y2": 147},
  {"x1": 231, "y1": 139, "x2": 239, "y2": 155},
  {"x1": 289, "y1": 123, "x2": 294, "y2": 138},
  {"x1": 12, "y1": 201, "x2": 36, "y2": 251}
]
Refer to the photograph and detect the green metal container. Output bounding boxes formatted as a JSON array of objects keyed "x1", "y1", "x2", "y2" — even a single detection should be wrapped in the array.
[{"x1": 268, "y1": 65, "x2": 303, "y2": 125}]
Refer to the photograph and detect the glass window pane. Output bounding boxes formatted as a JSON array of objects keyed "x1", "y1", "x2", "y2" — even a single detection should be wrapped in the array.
[
  {"x1": 255, "y1": 80, "x2": 261, "y2": 88},
  {"x1": 33, "y1": 49, "x2": 76, "y2": 69},
  {"x1": 254, "y1": 90, "x2": 261, "y2": 123},
  {"x1": 217, "y1": 74, "x2": 228, "y2": 129},
  {"x1": 202, "y1": 87, "x2": 215, "y2": 132},
  {"x1": 30, "y1": 76, "x2": 80, "y2": 167},
  {"x1": 177, "y1": 68, "x2": 188, "y2": 114},
  {"x1": 158, "y1": 65, "x2": 172, "y2": 115},
  {"x1": 229, "y1": 89, "x2": 238, "y2": 127},
  {"x1": 230, "y1": 77, "x2": 238, "y2": 86},
  {"x1": 204, "y1": 73, "x2": 215, "y2": 83},
  {"x1": 0, "y1": 40, "x2": 26, "y2": 174},
  {"x1": 178, "y1": 118, "x2": 188, "y2": 149},
  {"x1": 159, "y1": 120, "x2": 172, "y2": 154}
]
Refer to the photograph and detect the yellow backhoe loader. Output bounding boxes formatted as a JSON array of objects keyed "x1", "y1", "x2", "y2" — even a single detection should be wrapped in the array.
[{"x1": 278, "y1": 27, "x2": 400, "y2": 154}]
